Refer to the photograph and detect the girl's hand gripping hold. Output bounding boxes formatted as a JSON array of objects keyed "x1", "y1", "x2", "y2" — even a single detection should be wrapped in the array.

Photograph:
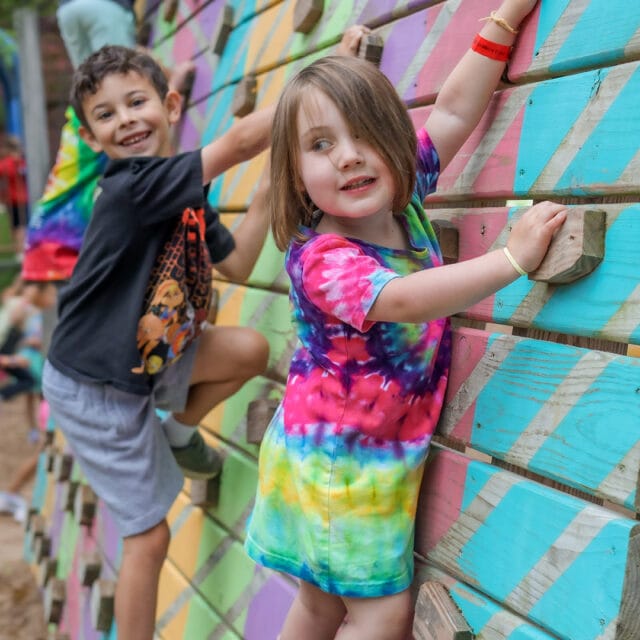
[{"x1": 505, "y1": 201, "x2": 568, "y2": 276}]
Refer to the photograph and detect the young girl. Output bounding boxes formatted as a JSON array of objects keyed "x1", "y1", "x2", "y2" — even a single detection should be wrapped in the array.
[{"x1": 246, "y1": 2, "x2": 566, "y2": 638}]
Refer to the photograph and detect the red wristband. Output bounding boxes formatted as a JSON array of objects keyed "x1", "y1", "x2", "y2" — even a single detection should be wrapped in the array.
[{"x1": 471, "y1": 34, "x2": 511, "y2": 62}]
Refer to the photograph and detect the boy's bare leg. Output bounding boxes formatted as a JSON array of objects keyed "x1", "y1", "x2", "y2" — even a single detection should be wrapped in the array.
[
  {"x1": 280, "y1": 580, "x2": 346, "y2": 640},
  {"x1": 116, "y1": 520, "x2": 170, "y2": 640},
  {"x1": 174, "y1": 324, "x2": 269, "y2": 425}
]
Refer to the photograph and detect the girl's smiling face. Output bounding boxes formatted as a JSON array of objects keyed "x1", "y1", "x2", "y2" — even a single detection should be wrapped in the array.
[
  {"x1": 79, "y1": 71, "x2": 181, "y2": 159},
  {"x1": 296, "y1": 87, "x2": 395, "y2": 233}
]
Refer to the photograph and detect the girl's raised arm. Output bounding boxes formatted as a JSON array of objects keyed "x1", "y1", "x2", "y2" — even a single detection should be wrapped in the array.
[{"x1": 425, "y1": 0, "x2": 538, "y2": 171}]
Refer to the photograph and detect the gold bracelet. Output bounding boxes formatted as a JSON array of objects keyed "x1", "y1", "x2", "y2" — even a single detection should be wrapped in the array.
[
  {"x1": 503, "y1": 246, "x2": 527, "y2": 276},
  {"x1": 480, "y1": 11, "x2": 519, "y2": 35}
]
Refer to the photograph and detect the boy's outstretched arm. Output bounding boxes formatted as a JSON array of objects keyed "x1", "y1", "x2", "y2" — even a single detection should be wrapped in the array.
[
  {"x1": 200, "y1": 105, "x2": 275, "y2": 186},
  {"x1": 213, "y1": 157, "x2": 271, "y2": 282},
  {"x1": 426, "y1": 0, "x2": 538, "y2": 171}
]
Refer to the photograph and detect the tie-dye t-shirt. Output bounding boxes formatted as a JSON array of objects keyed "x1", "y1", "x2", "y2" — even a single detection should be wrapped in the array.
[{"x1": 245, "y1": 128, "x2": 450, "y2": 597}]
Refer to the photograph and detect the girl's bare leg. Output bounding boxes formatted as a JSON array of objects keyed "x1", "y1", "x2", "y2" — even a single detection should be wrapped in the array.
[
  {"x1": 337, "y1": 589, "x2": 413, "y2": 640},
  {"x1": 280, "y1": 580, "x2": 347, "y2": 640}
]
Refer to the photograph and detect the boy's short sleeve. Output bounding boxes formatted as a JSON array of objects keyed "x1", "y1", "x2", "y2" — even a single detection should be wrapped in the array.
[
  {"x1": 204, "y1": 203, "x2": 235, "y2": 263},
  {"x1": 121, "y1": 151, "x2": 205, "y2": 225},
  {"x1": 298, "y1": 234, "x2": 399, "y2": 332}
]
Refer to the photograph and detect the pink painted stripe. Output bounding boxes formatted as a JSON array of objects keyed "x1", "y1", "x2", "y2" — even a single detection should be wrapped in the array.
[
  {"x1": 416, "y1": 448, "x2": 469, "y2": 555},
  {"x1": 508, "y1": 5, "x2": 542, "y2": 79}
]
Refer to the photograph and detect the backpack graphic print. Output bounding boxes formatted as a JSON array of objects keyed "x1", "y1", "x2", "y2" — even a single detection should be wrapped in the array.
[{"x1": 132, "y1": 207, "x2": 212, "y2": 375}]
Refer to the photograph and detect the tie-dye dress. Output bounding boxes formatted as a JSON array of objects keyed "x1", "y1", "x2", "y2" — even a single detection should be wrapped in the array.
[{"x1": 245, "y1": 129, "x2": 451, "y2": 597}]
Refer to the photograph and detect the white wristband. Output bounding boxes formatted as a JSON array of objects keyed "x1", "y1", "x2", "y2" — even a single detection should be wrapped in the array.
[{"x1": 503, "y1": 246, "x2": 527, "y2": 276}]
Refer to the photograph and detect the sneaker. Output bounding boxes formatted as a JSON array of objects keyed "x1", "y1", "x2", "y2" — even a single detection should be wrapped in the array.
[
  {"x1": 0, "y1": 491, "x2": 27, "y2": 522},
  {"x1": 11, "y1": 496, "x2": 27, "y2": 523},
  {"x1": 171, "y1": 431, "x2": 222, "y2": 480}
]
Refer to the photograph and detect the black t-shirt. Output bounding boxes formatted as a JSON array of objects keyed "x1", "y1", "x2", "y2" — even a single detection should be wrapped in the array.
[{"x1": 48, "y1": 150, "x2": 235, "y2": 395}]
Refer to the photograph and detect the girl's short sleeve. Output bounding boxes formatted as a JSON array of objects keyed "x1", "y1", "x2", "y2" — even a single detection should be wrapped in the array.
[
  {"x1": 415, "y1": 128, "x2": 440, "y2": 202},
  {"x1": 298, "y1": 234, "x2": 399, "y2": 332}
]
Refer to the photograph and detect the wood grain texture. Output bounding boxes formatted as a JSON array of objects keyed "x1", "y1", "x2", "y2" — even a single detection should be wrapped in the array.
[
  {"x1": 430, "y1": 204, "x2": 640, "y2": 344},
  {"x1": 439, "y1": 327, "x2": 640, "y2": 511},
  {"x1": 416, "y1": 446, "x2": 640, "y2": 640}
]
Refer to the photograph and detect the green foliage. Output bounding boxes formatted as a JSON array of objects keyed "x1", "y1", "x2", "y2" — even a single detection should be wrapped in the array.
[{"x1": 0, "y1": 0, "x2": 58, "y2": 32}]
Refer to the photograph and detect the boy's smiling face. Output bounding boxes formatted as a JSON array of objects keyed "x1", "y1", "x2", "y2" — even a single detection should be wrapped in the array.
[{"x1": 79, "y1": 71, "x2": 181, "y2": 159}]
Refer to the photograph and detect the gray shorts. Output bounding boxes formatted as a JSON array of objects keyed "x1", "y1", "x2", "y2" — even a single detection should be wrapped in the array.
[{"x1": 42, "y1": 343, "x2": 198, "y2": 538}]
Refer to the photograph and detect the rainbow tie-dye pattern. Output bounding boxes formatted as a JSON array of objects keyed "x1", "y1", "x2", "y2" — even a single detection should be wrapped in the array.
[
  {"x1": 22, "y1": 106, "x2": 107, "y2": 281},
  {"x1": 246, "y1": 129, "x2": 450, "y2": 597}
]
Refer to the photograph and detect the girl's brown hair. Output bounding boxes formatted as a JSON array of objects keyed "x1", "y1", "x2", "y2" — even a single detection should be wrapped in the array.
[{"x1": 269, "y1": 55, "x2": 417, "y2": 251}]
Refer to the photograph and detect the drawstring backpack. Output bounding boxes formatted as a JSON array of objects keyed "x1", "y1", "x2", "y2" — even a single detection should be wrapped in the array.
[{"x1": 131, "y1": 207, "x2": 212, "y2": 375}]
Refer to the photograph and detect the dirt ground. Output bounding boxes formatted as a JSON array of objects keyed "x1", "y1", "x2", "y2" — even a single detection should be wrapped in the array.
[{"x1": 0, "y1": 396, "x2": 47, "y2": 640}]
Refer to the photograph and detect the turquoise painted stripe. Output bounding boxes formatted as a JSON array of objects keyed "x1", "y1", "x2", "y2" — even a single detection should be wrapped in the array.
[
  {"x1": 515, "y1": 71, "x2": 602, "y2": 194},
  {"x1": 549, "y1": 0, "x2": 640, "y2": 74},
  {"x1": 557, "y1": 66, "x2": 640, "y2": 191},
  {"x1": 211, "y1": 19, "x2": 253, "y2": 93},
  {"x1": 529, "y1": 519, "x2": 628, "y2": 639},
  {"x1": 535, "y1": 0, "x2": 571, "y2": 60},
  {"x1": 532, "y1": 206, "x2": 640, "y2": 341},
  {"x1": 460, "y1": 473, "x2": 578, "y2": 597},
  {"x1": 528, "y1": 358, "x2": 640, "y2": 509},
  {"x1": 31, "y1": 452, "x2": 49, "y2": 511},
  {"x1": 229, "y1": 0, "x2": 263, "y2": 28},
  {"x1": 460, "y1": 456, "x2": 494, "y2": 513},
  {"x1": 450, "y1": 586, "x2": 495, "y2": 635},
  {"x1": 450, "y1": 584, "x2": 555, "y2": 639},
  {"x1": 472, "y1": 338, "x2": 580, "y2": 458},
  {"x1": 202, "y1": 86, "x2": 237, "y2": 203}
]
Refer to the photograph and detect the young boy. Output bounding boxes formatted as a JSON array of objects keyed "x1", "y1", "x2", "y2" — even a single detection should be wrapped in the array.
[{"x1": 41, "y1": 45, "x2": 274, "y2": 640}]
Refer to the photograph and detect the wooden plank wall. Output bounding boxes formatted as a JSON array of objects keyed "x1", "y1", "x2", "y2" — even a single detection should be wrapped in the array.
[{"x1": 26, "y1": 1, "x2": 640, "y2": 639}]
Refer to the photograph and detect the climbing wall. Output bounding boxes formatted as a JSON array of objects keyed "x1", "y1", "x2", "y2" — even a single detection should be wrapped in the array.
[{"x1": 27, "y1": 1, "x2": 640, "y2": 639}]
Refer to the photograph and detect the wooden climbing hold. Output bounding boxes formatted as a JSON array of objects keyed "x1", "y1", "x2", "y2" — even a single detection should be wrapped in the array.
[
  {"x1": 23, "y1": 506, "x2": 38, "y2": 533},
  {"x1": 246, "y1": 397, "x2": 280, "y2": 444},
  {"x1": 43, "y1": 429, "x2": 55, "y2": 446},
  {"x1": 163, "y1": 0, "x2": 179, "y2": 22},
  {"x1": 53, "y1": 452, "x2": 73, "y2": 482},
  {"x1": 60, "y1": 481, "x2": 79, "y2": 512},
  {"x1": 293, "y1": 0, "x2": 323, "y2": 34},
  {"x1": 137, "y1": 21, "x2": 152, "y2": 47},
  {"x1": 34, "y1": 534, "x2": 52, "y2": 563},
  {"x1": 413, "y1": 581, "x2": 473, "y2": 640},
  {"x1": 44, "y1": 444, "x2": 58, "y2": 472},
  {"x1": 79, "y1": 550, "x2": 102, "y2": 587},
  {"x1": 27, "y1": 513, "x2": 46, "y2": 552},
  {"x1": 190, "y1": 446, "x2": 225, "y2": 507},
  {"x1": 528, "y1": 208, "x2": 606, "y2": 284},
  {"x1": 190, "y1": 474, "x2": 221, "y2": 508},
  {"x1": 431, "y1": 219, "x2": 459, "y2": 265},
  {"x1": 358, "y1": 33, "x2": 384, "y2": 66},
  {"x1": 74, "y1": 484, "x2": 97, "y2": 527},
  {"x1": 43, "y1": 577, "x2": 66, "y2": 625},
  {"x1": 38, "y1": 556, "x2": 58, "y2": 588},
  {"x1": 91, "y1": 579, "x2": 116, "y2": 632},
  {"x1": 232, "y1": 75, "x2": 257, "y2": 118},
  {"x1": 211, "y1": 5, "x2": 234, "y2": 55}
]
